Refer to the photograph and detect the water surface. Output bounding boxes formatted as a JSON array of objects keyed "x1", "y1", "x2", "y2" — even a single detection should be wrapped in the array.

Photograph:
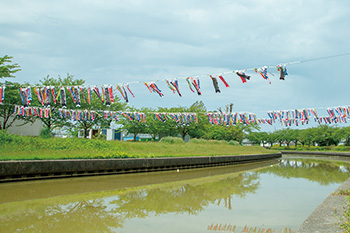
[{"x1": 0, "y1": 154, "x2": 349, "y2": 232}]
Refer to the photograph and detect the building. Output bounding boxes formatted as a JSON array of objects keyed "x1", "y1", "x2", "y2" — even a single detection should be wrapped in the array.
[{"x1": 4, "y1": 116, "x2": 43, "y2": 136}]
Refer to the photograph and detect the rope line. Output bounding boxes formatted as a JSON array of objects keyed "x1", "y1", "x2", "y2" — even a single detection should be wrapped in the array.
[{"x1": 1, "y1": 53, "x2": 349, "y2": 87}]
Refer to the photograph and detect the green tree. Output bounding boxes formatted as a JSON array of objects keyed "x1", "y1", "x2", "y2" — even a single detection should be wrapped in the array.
[
  {"x1": 274, "y1": 129, "x2": 285, "y2": 146},
  {"x1": 0, "y1": 56, "x2": 23, "y2": 130},
  {"x1": 120, "y1": 118, "x2": 147, "y2": 141},
  {"x1": 282, "y1": 128, "x2": 294, "y2": 147},
  {"x1": 290, "y1": 129, "x2": 300, "y2": 147},
  {"x1": 266, "y1": 131, "x2": 277, "y2": 147},
  {"x1": 0, "y1": 81, "x2": 32, "y2": 130},
  {"x1": 156, "y1": 101, "x2": 207, "y2": 141},
  {"x1": 338, "y1": 126, "x2": 350, "y2": 146},
  {"x1": 313, "y1": 125, "x2": 341, "y2": 146},
  {"x1": 35, "y1": 74, "x2": 125, "y2": 137},
  {"x1": 246, "y1": 131, "x2": 268, "y2": 146},
  {"x1": 299, "y1": 128, "x2": 313, "y2": 146},
  {"x1": 34, "y1": 74, "x2": 85, "y2": 131},
  {"x1": 0, "y1": 55, "x2": 21, "y2": 78},
  {"x1": 72, "y1": 88, "x2": 125, "y2": 138}
]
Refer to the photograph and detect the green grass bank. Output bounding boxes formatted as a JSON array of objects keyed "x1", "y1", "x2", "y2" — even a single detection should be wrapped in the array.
[
  {"x1": 270, "y1": 145, "x2": 350, "y2": 152},
  {"x1": 0, "y1": 132, "x2": 269, "y2": 160}
]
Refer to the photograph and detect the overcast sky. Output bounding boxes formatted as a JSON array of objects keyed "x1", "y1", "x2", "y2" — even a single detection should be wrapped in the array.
[{"x1": 1, "y1": 0, "x2": 349, "y2": 129}]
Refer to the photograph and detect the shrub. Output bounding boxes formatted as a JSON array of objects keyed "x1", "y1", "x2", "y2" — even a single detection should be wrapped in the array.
[
  {"x1": 0, "y1": 130, "x2": 14, "y2": 143},
  {"x1": 40, "y1": 128, "x2": 52, "y2": 139},
  {"x1": 228, "y1": 140, "x2": 240, "y2": 146},
  {"x1": 159, "y1": 136, "x2": 184, "y2": 144}
]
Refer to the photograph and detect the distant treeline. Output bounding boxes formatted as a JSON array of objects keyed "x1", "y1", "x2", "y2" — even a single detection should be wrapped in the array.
[{"x1": 246, "y1": 125, "x2": 350, "y2": 148}]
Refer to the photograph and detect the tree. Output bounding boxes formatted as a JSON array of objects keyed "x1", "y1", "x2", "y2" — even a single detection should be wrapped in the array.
[
  {"x1": 0, "y1": 56, "x2": 24, "y2": 130},
  {"x1": 120, "y1": 118, "x2": 147, "y2": 141},
  {"x1": 274, "y1": 130, "x2": 285, "y2": 146},
  {"x1": 290, "y1": 129, "x2": 300, "y2": 147},
  {"x1": 246, "y1": 131, "x2": 268, "y2": 146},
  {"x1": 338, "y1": 126, "x2": 350, "y2": 146},
  {"x1": 0, "y1": 55, "x2": 21, "y2": 78},
  {"x1": 313, "y1": 125, "x2": 341, "y2": 146},
  {"x1": 266, "y1": 131, "x2": 277, "y2": 147},
  {"x1": 0, "y1": 81, "x2": 33, "y2": 130},
  {"x1": 72, "y1": 88, "x2": 125, "y2": 138},
  {"x1": 34, "y1": 74, "x2": 86, "y2": 131},
  {"x1": 155, "y1": 101, "x2": 207, "y2": 141},
  {"x1": 281, "y1": 128, "x2": 293, "y2": 147},
  {"x1": 35, "y1": 74, "x2": 125, "y2": 138}
]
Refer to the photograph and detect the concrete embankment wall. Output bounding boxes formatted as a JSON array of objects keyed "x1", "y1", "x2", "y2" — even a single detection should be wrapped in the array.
[
  {"x1": 281, "y1": 151, "x2": 350, "y2": 157},
  {"x1": 0, "y1": 153, "x2": 281, "y2": 182}
]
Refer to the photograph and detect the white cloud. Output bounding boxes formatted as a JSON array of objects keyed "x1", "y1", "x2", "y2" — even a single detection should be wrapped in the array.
[{"x1": 1, "y1": 0, "x2": 349, "y2": 124}]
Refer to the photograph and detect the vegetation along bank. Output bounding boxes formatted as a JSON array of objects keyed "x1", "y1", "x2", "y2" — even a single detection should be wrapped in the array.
[{"x1": 0, "y1": 131, "x2": 270, "y2": 160}]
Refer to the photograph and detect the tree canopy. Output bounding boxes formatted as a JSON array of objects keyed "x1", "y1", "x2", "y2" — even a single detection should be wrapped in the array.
[{"x1": 0, "y1": 55, "x2": 21, "y2": 78}]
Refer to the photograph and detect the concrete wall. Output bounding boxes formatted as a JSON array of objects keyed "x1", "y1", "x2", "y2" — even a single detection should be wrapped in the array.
[
  {"x1": 281, "y1": 151, "x2": 350, "y2": 157},
  {"x1": 0, "y1": 153, "x2": 281, "y2": 182},
  {"x1": 5, "y1": 116, "x2": 43, "y2": 136}
]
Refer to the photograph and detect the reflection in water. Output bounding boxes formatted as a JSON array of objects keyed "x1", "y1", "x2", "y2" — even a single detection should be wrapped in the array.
[
  {"x1": 258, "y1": 158, "x2": 350, "y2": 185},
  {"x1": 0, "y1": 156, "x2": 349, "y2": 233}
]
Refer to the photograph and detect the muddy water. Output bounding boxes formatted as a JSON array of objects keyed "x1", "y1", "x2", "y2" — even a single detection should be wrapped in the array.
[{"x1": 0, "y1": 155, "x2": 349, "y2": 232}]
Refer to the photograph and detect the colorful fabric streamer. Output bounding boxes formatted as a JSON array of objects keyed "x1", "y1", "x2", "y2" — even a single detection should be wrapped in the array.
[
  {"x1": 73, "y1": 86, "x2": 81, "y2": 107},
  {"x1": 218, "y1": 75, "x2": 230, "y2": 88},
  {"x1": 166, "y1": 80, "x2": 176, "y2": 94},
  {"x1": 104, "y1": 86, "x2": 111, "y2": 106},
  {"x1": 79, "y1": 86, "x2": 86, "y2": 104},
  {"x1": 87, "y1": 87, "x2": 92, "y2": 105},
  {"x1": 12, "y1": 104, "x2": 350, "y2": 127},
  {"x1": 125, "y1": 84, "x2": 135, "y2": 98},
  {"x1": 277, "y1": 64, "x2": 288, "y2": 80},
  {"x1": 257, "y1": 66, "x2": 271, "y2": 84},
  {"x1": 210, "y1": 75, "x2": 221, "y2": 93},
  {"x1": 0, "y1": 85, "x2": 4, "y2": 104},
  {"x1": 170, "y1": 80, "x2": 182, "y2": 97},
  {"x1": 153, "y1": 112, "x2": 197, "y2": 125},
  {"x1": 18, "y1": 87, "x2": 32, "y2": 107},
  {"x1": 207, "y1": 112, "x2": 258, "y2": 126},
  {"x1": 60, "y1": 86, "x2": 67, "y2": 108},
  {"x1": 50, "y1": 87, "x2": 57, "y2": 104},
  {"x1": 45, "y1": 87, "x2": 52, "y2": 107},
  {"x1": 144, "y1": 82, "x2": 152, "y2": 93},
  {"x1": 149, "y1": 82, "x2": 164, "y2": 97},
  {"x1": 117, "y1": 84, "x2": 128, "y2": 103},
  {"x1": 235, "y1": 71, "x2": 250, "y2": 83},
  {"x1": 108, "y1": 86, "x2": 114, "y2": 104},
  {"x1": 187, "y1": 77, "x2": 201, "y2": 95},
  {"x1": 93, "y1": 86, "x2": 104, "y2": 103},
  {"x1": 122, "y1": 86, "x2": 129, "y2": 103}
]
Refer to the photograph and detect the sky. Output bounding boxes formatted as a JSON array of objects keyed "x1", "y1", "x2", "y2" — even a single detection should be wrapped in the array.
[{"x1": 1, "y1": 0, "x2": 349, "y2": 130}]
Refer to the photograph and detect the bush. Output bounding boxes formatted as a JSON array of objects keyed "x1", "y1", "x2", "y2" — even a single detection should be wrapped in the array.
[
  {"x1": 228, "y1": 140, "x2": 240, "y2": 146},
  {"x1": 159, "y1": 136, "x2": 184, "y2": 144},
  {"x1": 0, "y1": 130, "x2": 14, "y2": 143},
  {"x1": 40, "y1": 128, "x2": 52, "y2": 139}
]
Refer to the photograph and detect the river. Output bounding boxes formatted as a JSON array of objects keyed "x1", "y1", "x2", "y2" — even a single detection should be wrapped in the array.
[{"x1": 0, "y1": 154, "x2": 349, "y2": 232}]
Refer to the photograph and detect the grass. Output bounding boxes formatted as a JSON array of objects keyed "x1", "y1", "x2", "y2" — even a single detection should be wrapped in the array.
[
  {"x1": 339, "y1": 190, "x2": 350, "y2": 232},
  {"x1": 0, "y1": 132, "x2": 270, "y2": 160},
  {"x1": 332, "y1": 189, "x2": 350, "y2": 232},
  {"x1": 270, "y1": 145, "x2": 350, "y2": 152}
]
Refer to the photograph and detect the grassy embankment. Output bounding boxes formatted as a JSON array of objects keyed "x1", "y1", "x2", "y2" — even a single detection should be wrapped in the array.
[
  {"x1": 0, "y1": 132, "x2": 270, "y2": 160},
  {"x1": 270, "y1": 145, "x2": 350, "y2": 152},
  {"x1": 332, "y1": 190, "x2": 350, "y2": 232}
]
